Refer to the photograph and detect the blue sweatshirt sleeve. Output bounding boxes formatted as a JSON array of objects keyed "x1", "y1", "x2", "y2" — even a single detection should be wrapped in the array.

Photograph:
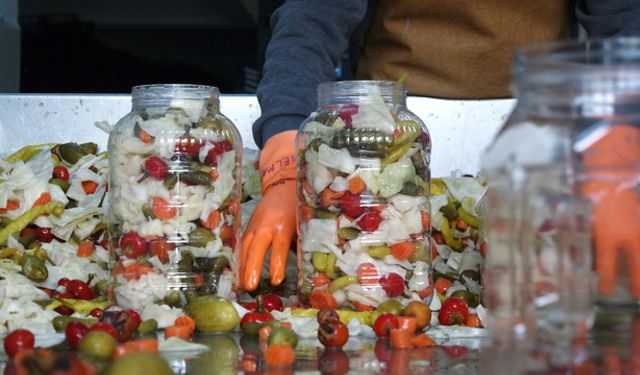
[
  {"x1": 575, "y1": 0, "x2": 640, "y2": 36},
  {"x1": 252, "y1": 0, "x2": 369, "y2": 148}
]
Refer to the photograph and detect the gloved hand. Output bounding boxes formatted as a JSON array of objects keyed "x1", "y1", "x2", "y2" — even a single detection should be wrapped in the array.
[{"x1": 240, "y1": 130, "x2": 298, "y2": 291}]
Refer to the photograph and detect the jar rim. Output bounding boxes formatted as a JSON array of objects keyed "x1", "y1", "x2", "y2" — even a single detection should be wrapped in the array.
[{"x1": 131, "y1": 84, "x2": 220, "y2": 99}]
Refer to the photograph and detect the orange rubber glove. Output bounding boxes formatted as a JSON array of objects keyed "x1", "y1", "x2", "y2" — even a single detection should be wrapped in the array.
[{"x1": 240, "y1": 130, "x2": 298, "y2": 291}]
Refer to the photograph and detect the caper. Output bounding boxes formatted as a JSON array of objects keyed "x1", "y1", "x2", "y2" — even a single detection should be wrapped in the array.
[
  {"x1": 58, "y1": 142, "x2": 89, "y2": 164},
  {"x1": 210, "y1": 256, "x2": 229, "y2": 273},
  {"x1": 338, "y1": 227, "x2": 360, "y2": 240},
  {"x1": 193, "y1": 257, "x2": 214, "y2": 273},
  {"x1": 180, "y1": 170, "x2": 213, "y2": 186},
  {"x1": 137, "y1": 319, "x2": 158, "y2": 335},
  {"x1": 49, "y1": 178, "x2": 71, "y2": 192},
  {"x1": 188, "y1": 228, "x2": 216, "y2": 248},
  {"x1": 450, "y1": 290, "x2": 479, "y2": 308},
  {"x1": 21, "y1": 255, "x2": 48, "y2": 282},
  {"x1": 177, "y1": 251, "x2": 194, "y2": 272},
  {"x1": 400, "y1": 181, "x2": 421, "y2": 196},
  {"x1": 163, "y1": 174, "x2": 178, "y2": 189}
]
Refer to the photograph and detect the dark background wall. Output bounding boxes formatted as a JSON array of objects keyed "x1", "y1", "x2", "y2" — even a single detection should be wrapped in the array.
[{"x1": 18, "y1": 0, "x2": 284, "y2": 94}]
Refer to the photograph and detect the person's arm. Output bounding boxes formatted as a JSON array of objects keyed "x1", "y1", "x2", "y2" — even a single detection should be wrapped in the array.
[
  {"x1": 253, "y1": 0, "x2": 369, "y2": 148},
  {"x1": 575, "y1": 0, "x2": 640, "y2": 36}
]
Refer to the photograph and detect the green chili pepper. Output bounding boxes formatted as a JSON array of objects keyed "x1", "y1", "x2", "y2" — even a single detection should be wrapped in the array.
[
  {"x1": 21, "y1": 255, "x2": 48, "y2": 282},
  {"x1": 325, "y1": 252, "x2": 338, "y2": 279},
  {"x1": 457, "y1": 207, "x2": 480, "y2": 228},
  {"x1": 312, "y1": 252, "x2": 327, "y2": 272},
  {"x1": 367, "y1": 245, "x2": 391, "y2": 258},
  {"x1": 58, "y1": 142, "x2": 89, "y2": 164},
  {"x1": 0, "y1": 202, "x2": 65, "y2": 245},
  {"x1": 338, "y1": 227, "x2": 360, "y2": 240},
  {"x1": 180, "y1": 171, "x2": 213, "y2": 186},
  {"x1": 6, "y1": 144, "x2": 57, "y2": 164},
  {"x1": 0, "y1": 247, "x2": 18, "y2": 259},
  {"x1": 439, "y1": 216, "x2": 463, "y2": 251},
  {"x1": 329, "y1": 275, "x2": 357, "y2": 293}
]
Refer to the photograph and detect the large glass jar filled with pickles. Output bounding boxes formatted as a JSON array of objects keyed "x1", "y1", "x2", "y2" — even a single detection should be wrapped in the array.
[
  {"x1": 107, "y1": 84, "x2": 242, "y2": 327},
  {"x1": 296, "y1": 80, "x2": 432, "y2": 311}
]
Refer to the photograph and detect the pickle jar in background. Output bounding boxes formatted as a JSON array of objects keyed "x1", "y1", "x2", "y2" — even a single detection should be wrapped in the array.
[
  {"x1": 107, "y1": 84, "x2": 242, "y2": 327},
  {"x1": 481, "y1": 38, "x2": 640, "y2": 348},
  {"x1": 296, "y1": 80, "x2": 432, "y2": 311}
]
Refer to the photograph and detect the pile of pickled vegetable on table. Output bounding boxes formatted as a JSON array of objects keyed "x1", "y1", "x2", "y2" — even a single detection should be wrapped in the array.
[{"x1": 0, "y1": 128, "x2": 486, "y2": 372}]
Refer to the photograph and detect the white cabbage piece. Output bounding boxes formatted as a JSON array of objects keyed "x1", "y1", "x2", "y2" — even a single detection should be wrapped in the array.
[
  {"x1": 141, "y1": 304, "x2": 185, "y2": 329},
  {"x1": 300, "y1": 219, "x2": 338, "y2": 253},
  {"x1": 318, "y1": 144, "x2": 355, "y2": 174},
  {"x1": 378, "y1": 158, "x2": 415, "y2": 198},
  {"x1": 350, "y1": 88, "x2": 395, "y2": 134},
  {"x1": 305, "y1": 149, "x2": 334, "y2": 193},
  {"x1": 390, "y1": 194, "x2": 427, "y2": 213},
  {"x1": 330, "y1": 176, "x2": 349, "y2": 192},
  {"x1": 350, "y1": 167, "x2": 380, "y2": 195},
  {"x1": 441, "y1": 177, "x2": 486, "y2": 215},
  {"x1": 114, "y1": 273, "x2": 169, "y2": 312}
]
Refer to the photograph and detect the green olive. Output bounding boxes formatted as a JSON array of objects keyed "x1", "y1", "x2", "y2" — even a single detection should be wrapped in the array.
[
  {"x1": 163, "y1": 174, "x2": 178, "y2": 190},
  {"x1": 450, "y1": 290, "x2": 479, "y2": 308},
  {"x1": 338, "y1": 227, "x2": 360, "y2": 240},
  {"x1": 164, "y1": 291, "x2": 182, "y2": 307},
  {"x1": 193, "y1": 257, "x2": 214, "y2": 273},
  {"x1": 177, "y1": 251, "x2": 194, "y2": 272},
  {"x1": 137, "y1": 319, "x2": 159, "y2": 334},
  {"x1": 314, "y1": 209, "x2": 338, "y2": 219}
]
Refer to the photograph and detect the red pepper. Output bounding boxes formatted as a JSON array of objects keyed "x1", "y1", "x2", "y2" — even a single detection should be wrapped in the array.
[
  {"x1": 174, "y1": 135, "x2": 203, "y2": 156},
  {"x1": 357, "y1": 211, "x2": 383, "y2": 232},
  {"x1": 119, "y1": 232, "x2": 147, "y2": 259},
  {"x1": 240, "y1": 295, "x2": 274, "y2": 335},
  {"x1": 144, "y1": 156, "x2": 169, "y2": 180},
  {"x1": 20, "y1": 226, "x2": 55, "y2": 243},
  {"x1": 66, "y1": 279, "x2": 94, "y2": 300},
  {"x1": 438, "y1": 297, "x2": 470, "y2": 326},
  {"x1": 205, "y1": 140, "x2": 233, "y2": 165},
  {"x1": 341, "y1": 192, "x2": 364, "y2": 218},
  {"x1": 338, "y1": 104, "x2": 359, "y2": 128},
  {"x1": 379, "y1": 272, "x2": 404, "y2": 297},
  {"x1": 52, "y1": 165, "x2": 70, "y2": 180}
]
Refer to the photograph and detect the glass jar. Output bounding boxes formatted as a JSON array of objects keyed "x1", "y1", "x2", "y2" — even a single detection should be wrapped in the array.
[
  {"x1": 481, "y1": 38, "x2": 640, "y2": 346},
  {"x1": 295, "y1": 80, "x2": 432, "y2": 311},
  {"x1": 107, "y1": 84, "x2": 242, "y2": 327}
]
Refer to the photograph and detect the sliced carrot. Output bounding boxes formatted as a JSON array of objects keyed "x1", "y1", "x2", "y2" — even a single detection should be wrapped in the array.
[
  {"x1": 219, "y1": 224, "x2": 234, "y2": 242},
  {"x1": 308, "y1": 290, "x2": 337, "y2": 310},
  {"x1": 417, "y1": 286, "x2": 434, "y2": 299},
  {"x1": 264, "y1": 344, "x2": 296, "y2": 368},
  {"x1": 319, "y1": 187, "x2": 344, "y2": 209},
  {"x1": 455, "y1": 219, "x2": 469, "y2": 231},
  {"x1": 433, "y1": 278, "x2": 452, "y2": 295},
  {"x1": 311, "y1": 273, "x2": 331, "y2": 289},
  {"x1": 77, "y1": 241, "x2": 95, "y2": 257},
  {"x1": 390, "y1": 241, "x2": 416, "y2": 260},
  {"x1": 174, "y1": 315, "x2": 196, "y2": 333},
  {"x1": 32, "y1": 192, "x2": 52, "y2": 207},
  {"x1": 353, "y1": 301, "x2": 374, "y2": 312},
  {"x1": 138, "y1": 129, "x2": 154, "y2": 144},
  {"x1": 356, "y1": 262, "x2": 379, "y2": 286},
  {"x1": 0, "y1": 199, "x2": 20, "y2": 214},
  {"x1": 421, "y1": 211, "x2": 431, "y2": 231},
  {"x1": 348, "y1": 176, "x2": 366, "y2": 195},
  {"x1": 82, "y1": 180, "x2": 98, "y2": 195},
  {"x1": 465, "y1": 313, "x2": 483, "y2": 328},
  {"x1": 122, "y1": 264, "x2": 154, "y2": 281},
  {"x1": 258, "y1": 325, "x2": 273, "y2": 342},
  {"x1": 200, "y1": 210, "x2": 221, "y2": 229},
  {"x1": 300, "y1": 203, "x2": 314, "y2": 222},
  {"x1": 112, "y1": 339, "x2": 158, "y2": 359},
  {"x1": 397, "y1": 316, "x2": 418, "y2": 333},
  {"x1": 411, "y1": 333, "x2": 437, "y2": 348},
  {"x1": 164, "y1": 324, "x2": 192, "y2": 339},
  {"x1": 389, "y1": 328, "x2": 414, "y2": 349},
  {"x1": 151, "y1": 197, "x2": 177, "y2": 220}
]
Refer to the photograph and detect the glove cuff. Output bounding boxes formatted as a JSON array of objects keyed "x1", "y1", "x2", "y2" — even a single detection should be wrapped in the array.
[{"x1": 259, "y1": 130, "x2": 298, "y2": 193}]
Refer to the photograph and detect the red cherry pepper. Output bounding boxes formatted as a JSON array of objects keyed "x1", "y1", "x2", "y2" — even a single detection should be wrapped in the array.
[
  {"x1": 438, "y1": 297, "x2": 470, "y2": 326},
  {"x1": 357, "y1": 211, "x2": 383, "y2": 232},
  {"x1": 379, "y1": 273, "x2": 405, "y2": 297},
  {"x1": 240, "y1": 295, "x2": 274, "y2": 335},
  {"x1": 88, "y1": 322, "x2": 119, "y2": 341},
  {"x1": 99, "y1": 306, "x2": 141, "y2": 342},
  {"x1": 53, "y1": 165, "x2": 70, "y2": 180},
  {"x1": 373, "y1": 313, "x2": 400, "y2": 338},
  {"x1": 19, "y1": 226, "x2": 55, "y2": 243},
  {"x1": 262, "y1": 294, "x2": 284, "y2": 312},
  {"x1": 3, "y1": 329, "x2": 35, "y2": 358},
  {"x1": 205, "y1": 140, "x2": 233, "y2": 165},
  {"x1": 144, "y1": 156, "x2": 169, "y2": 180},
  {"x1": 341, "y1": 192, "x2": 364, "y2": 218},
  {"x1": 174, "y1": 135, "x2": 203, "y2": 156},
  {"x1": 64, "y1": 321, "x2": 88, "y2": 349},
  {"x1": 119, "y1": 231, "x2": 147, "y2": 259},
  {"x1": 66, "y1": 279, "x2": 94, "y2": 300},
  {"x1": 318, "y1": 320, "x2": 349, "y2": 348}
]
